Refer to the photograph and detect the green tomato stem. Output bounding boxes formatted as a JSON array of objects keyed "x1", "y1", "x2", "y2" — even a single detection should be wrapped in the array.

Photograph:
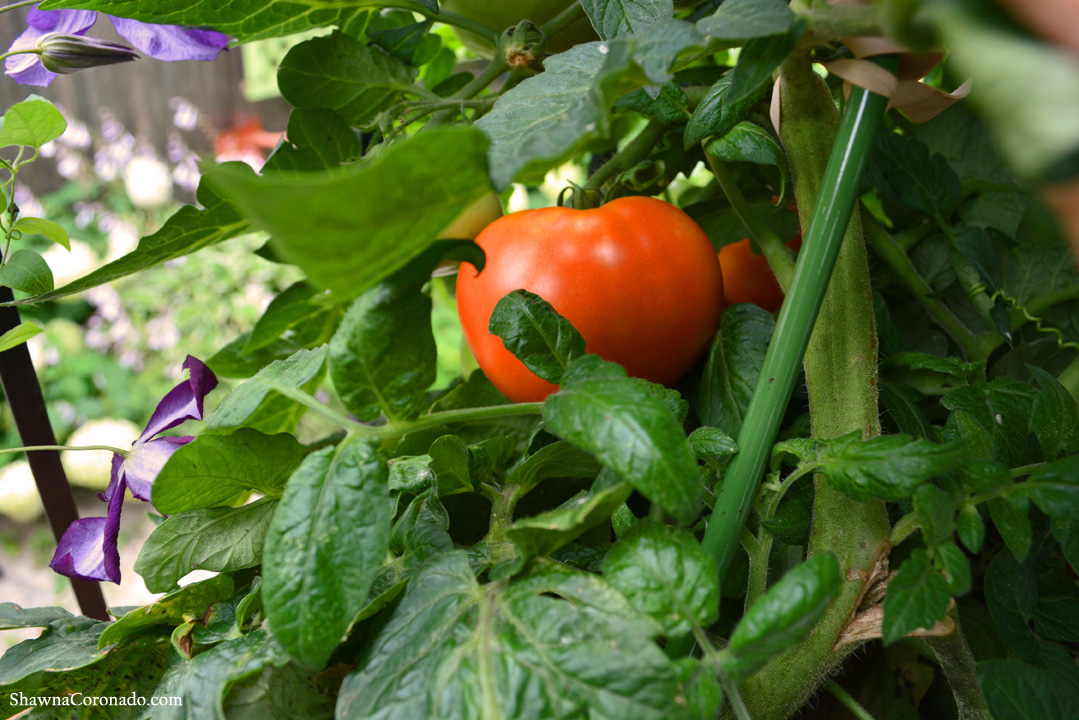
[
  {"x1": 824, "y1": 680, "x2": 878, "y2": 720},
  {"x1": 583, "y1": 119, "x2": 669, "y2": 196},
  {"x1": 887, "y1": 511, "x2": 922, "y2": 546},
  {"x1": 538, "y1": 1, "x2": 589, "y2": 42},
  {"x1": 0, "y1": 1, "x2": 43, "y2": 15},
  {"x1": 706, "y1": 156, "x2": 795, "y2": 290}
]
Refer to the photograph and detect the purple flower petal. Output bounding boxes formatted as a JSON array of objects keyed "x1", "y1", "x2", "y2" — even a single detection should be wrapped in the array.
[
  {"x1": 96, "y1": 452, "x2": 125, "y2": 503},
  {"x1": 137, "y1": 356, "x2": 218, "y2": 443},
  {"x1": 4, "y1": 9, "x2": 97, "y2": 86},
  {"x1": 122, "y1": 435, "x2": 192, "y2": 502},
  {"x1": 49, "y1": 478, "x2": 124, "y2": 584},
  {"x1": 109, "y1": 17, "x2": 228, "y2": 62}
]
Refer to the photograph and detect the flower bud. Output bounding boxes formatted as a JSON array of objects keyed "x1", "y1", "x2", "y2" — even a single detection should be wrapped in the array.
[
  {"x1": 37, "y1": 33, "x2": 139, "y2": 74},
  {"x1": 499, "y1": 21, "x2": 547, "y2": 70}
]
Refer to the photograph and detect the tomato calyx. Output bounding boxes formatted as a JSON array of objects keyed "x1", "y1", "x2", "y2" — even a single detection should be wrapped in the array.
[{"x1": 499, "y1": 21, "x2": 547, "y2": 70}]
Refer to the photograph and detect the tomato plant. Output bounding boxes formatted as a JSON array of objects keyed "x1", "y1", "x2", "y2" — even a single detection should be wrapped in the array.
[
  {"x1": 719, "y1": 234, "x2": 802, "y2": 313},
  {"x1": 457, "y1": 196, "x2": 723, "y2": 402},
  {"x1": 2, "y1": 2, "x2": 1078, "y2": 720}
]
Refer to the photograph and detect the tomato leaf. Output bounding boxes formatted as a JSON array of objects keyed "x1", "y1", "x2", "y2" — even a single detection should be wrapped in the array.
[
  {"x1": 262, "y1": 439, "x2": 390, "y2": 669},
  {"x1": 489, "y1": 289, "x2": 587, "y2": 385},
  {"x1": 152, "y1": 428, "x2": 304, "y2": 514},
  {"x1": 206, "y1": 347, "x2": 327, "y2": 434},
  {"x1": 543, "y1": 356, "x2": 701, "y2": 525},
  {"x1": 506, "y1": 481, "x2": 633, "y2": 562},
  {"x1": 616, "y1": 83, "x2": 691, "y2": 123},
  {"x1": 135, "y1": 499, "x2": 277, "y2": 594},
  {"x1": 687, "y1": 426, "x2": 738, "y2": 461},
  {"x1": 703, "y1": 120, "x2": 789, "y2": 201},
  {"x1": 814, "y1": 432, "x2": 965, "y2": 502},
  {"x1": 683, "y1": 74, "x2": 767, "y2": 149},
  {"x1": 942, "y1": 378, "x2": 1037, "y2": 467},
  {"x1": 956, "y1": 503, "x2": 985, "y2": 553},
  {"x1": 881, "y1": 549, "x2": 951, "y2": 646},
  {"x1": 336, "y1": 552, "x2": 711, "y2": 720},
  {"x1": 698, "y1": 303, "x2": 774, "y2": 436},
  {"x1": 870, "y1": 133, "x2": 962, "y2": 215},
  {"x1": 912, "y1": 483, "x2": 956, "y2": 548},
  {"x1": 580, "y1": 0, "x2": 674, "y2": 40},
  {"x1": 978, "y1": 659, "x2": 1079, "y2": 720},
  {"x1": 262, "y1": 108, "x2": 361, "y2": 172},
  {"x1": 206, "y1": 128, "x2": 492, "y2": 302},
  {"x1": 984, "y1": 551, "x2": 1040, "y2": 659},
  {"x1": 719, "y1": 553, "x2": 840, "y2": 681},
  {"x1": 1028, "y1": 365, "x2": 1078, "y2": 459},
  {"x1": 508, "y1": 440, "x2": 602, "y2": 497},
  {"x1": 98, "y1": 575, "x2": 234, "y2": 648},
  {"x1": 244, "y1": 282, "x2": 330, "y2": 353},
  {"x1": 725, "y1": 22, "x2": 801, "y2": 105},
  {"x1": 602, "y1": 520, "x2": 720, "y2": 636},
  {"x1": 935, "y1": 542, "x2": 972, "y2": 595},
  {"x1": 696, "y1": 0, "x2": 794, "y2": 42},
  {"x1": 278, "y1": 31, "x2": 416, "y2": 129}
]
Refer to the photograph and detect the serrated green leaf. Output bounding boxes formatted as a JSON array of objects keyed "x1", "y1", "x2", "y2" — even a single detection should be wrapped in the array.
[
  {"x1": 956, "y1": 503, "x2": 985, "y2": 553},
  {"x1": 543, "y1": 356, "x2": 701, "y2": 525},
  {"x1": 507, "y1": 481, "x2": 633, "y2": 562},
  {"x1": 477, "y1": 41, "x2": 640, "y2": 189},
  {"x1": 1022, "y1": 455, "x2": 1079, "y2": 520},
  {"x1": 278, "y1": 31, "x2": 415, "y2": 128},
  {"x1": 725, "y1": 23, "x2": 801, "y2": 105},
  {"x1": 581, "y1": 0, "x2": 673, "y2": 40},
  {"x1": 684, "y1": 74, "x2": 767, "y2": 149},
  {"x1": 913, "y1": 483, "x2": 956, "y2": 547},
  {"x1": 696, "y1": 0, "x2": 794, "y2": 41},
  {"x1": 1029, "y1": 365, "x2": 1078, "y2": 459},
  {"x1": 687, "y1": 426, "x2": 738, "y2": 461},
  {"x1": 509, "y1": 440, "x2": 603, "y2": 496},
  {"x1": 602, "y1": 520, "x2": 719, "y2": 636},
  {"x1": 935, "y1": 542, "x2": 972, "y2": 595},
  {"x1": 871, "y1": 132, "x2": 962, "y2": 215},
  {"x1": 984, "y1": 551, "x2": 1040, "y2": 658},
  {"x1": 0, "y1": 97, "x2": 65, "y2": 149},
  {"x1": 206, "y1": 347, "x2": 327, "y2": 433},
  {"x1": 881, "y1": 549, "x2": 951, "y2": 646},
  {"x1": 147, "y1": 630, "x2": 289, "y2": 720},
  {"x1": 703, "y1": 120, "x2": 788, "y2": 200},
  {"x1": 760, "y1": 478, "x2": 812, "y2": 545},
  {"x1": 616, "y1": 83, "x2": 691, "y2": 123},
  {"x1": 99, "y1": 576, "x2": 234, "y2": 649},
  {"x1": 0, "y1": 321, "x2": 41, "y2": 353},
  {"x1": 244, "y1": 282, "x2": 330, "y2": 353},
  {"x1": 13, "y1": 216, "x2": 69, "y2": 250},
  {"x1": 263, "y1": 108, "x2": 362, "y2": 173},
  {"x1": 152, "y1": 428, "x2": 304, "y2": 514},
  {"x1": 337, "y1": 552, "x2": 711, "y2": 720},
  {"x1": 816, "y1": 432, "x2": 964, "y2": 502},
  {"x1": 206, "y1": 128, "x2": 492, "y2": 302},
  {"x1": 489, "y1": 289, "x2": 587, "y2": 385},
  {"x1": 988, "y1": 496, "x2": 1033, "y2": 562},
  {"x1": 978, "y1": 660, "x2": 1079, "y2": 720},
  {"x1": 698, "y1": 303, "x2": 775, "y2": 436},
  {"x1": 4, "y1": 173, "x2": 251, "y2": 306},
  {"x1": 720, "y1": 553, "x2": 840, "y2": 681},
  {"x1": 262, "y1": 439, "x2": 390, "y2": 669},
  {"x1": 629, "y1": 19, "x2": 707, "y2": 84},
  {"x1": 135, "y1": 499, "x2": 277, "y2": 594}
]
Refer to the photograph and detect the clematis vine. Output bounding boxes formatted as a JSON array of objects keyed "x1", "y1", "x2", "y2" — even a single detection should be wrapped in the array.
[
  {"x1": 4, "y1": 5, "x2": 229, "y2": 86},
  {"x1": 50, "y1": 356, "x2": 217, "y2": 584}
]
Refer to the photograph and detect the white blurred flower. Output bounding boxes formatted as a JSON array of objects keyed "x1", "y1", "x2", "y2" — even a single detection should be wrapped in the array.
[
  {"x1": 172, "y1": 157, "x2": 201, "y2": 192},
  {"x1": 105, "y1": 219, "x2": 139, "y2": 261},
  {"x1": 59, "y1": 118, "x2": 91, "y2": 149},
  {"x1": 169, "y1": 97, "x2": 199, "y2": 131},
  {"x1": 56, "y1": 149, "x2": 86, "y2": 180},
  {"x1": 0, "y1": 461, "x2": 43, "y2": 523},
  {"x1": 42, "y1": 240, "x2": 97, "y2": 291},
  {"x1": 62, "y1": 418, "x2": 141, "y2": 491},
  {"x1": 123, "y1": 155, "x2": 173, "y2": 209},
  {"x1": 507, "y1": 184, "x2": 530, "y2": 213},
  {"x1": 145, "y1": 315, "x2": 180, "y2": 351},
  {"x1": 13, "y1": 186, "x2": 43, "y2": 220},
  {"x1": 87, "y1": 285, "x2": 122, "y2": 322},
  {"x1": 26, "y1": 331, "x2": 44, "y2": 369},
  {"x1": 40, "y1": 140, "x2": 56, "y2": 158}
]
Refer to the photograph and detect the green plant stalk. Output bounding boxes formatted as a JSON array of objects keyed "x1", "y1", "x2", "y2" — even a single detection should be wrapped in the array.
[
  {"x1": 726, "y1": 54, "x2": 894, "y2": 719},
  {"x1": 862, "y1": 212, "x2": 984, "y2": 361},
  {"x1": 824, "y1": 680, "x2": 878, "y2": 720},
  {"x1": 918, "y1": 612, "x2": 993, "y2": 720},
  {"x1": 668, "y1": 53, "x2": 893, "y2": 663},
  {"x1": 707, "y1": 156, "x2": 795, "y2": 289},
  {"x1": 584, "y1": 119, "x2": 669, "y2": 194},
  {"x1": 1059, "y1": 353, "x2": 1079, "y2": 400}
]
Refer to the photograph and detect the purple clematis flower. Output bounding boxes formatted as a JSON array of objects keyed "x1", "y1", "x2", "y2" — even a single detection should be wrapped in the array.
[
  {"x1": 50, "y1": 356, "x2": 218, "y2": 584},
  {"x1": 5, "y1": 6, "x2": 229, "y2": 86}
]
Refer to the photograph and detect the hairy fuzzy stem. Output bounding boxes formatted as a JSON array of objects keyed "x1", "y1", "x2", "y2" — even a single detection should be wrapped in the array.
[{"x1": 733, "y1": 51, "x2": 892, "y2": 720}]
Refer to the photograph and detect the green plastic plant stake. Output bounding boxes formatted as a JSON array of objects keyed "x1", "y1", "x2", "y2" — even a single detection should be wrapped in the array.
[{"x1": 668, "y1": 60, "x2": 896, "y2": 659}]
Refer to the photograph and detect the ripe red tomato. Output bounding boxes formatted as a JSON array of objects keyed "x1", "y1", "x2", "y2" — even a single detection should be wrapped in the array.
[
  {"x1": 456, "y1": 196, "x2": 724, "y2": 403},
  {"x1": 718, "y1": 234, "x2": 802, "y2": 313}
]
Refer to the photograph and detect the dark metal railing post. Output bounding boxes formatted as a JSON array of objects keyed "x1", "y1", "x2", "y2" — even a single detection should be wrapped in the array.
[{"x1": 0, "y1": 285, "x2": 108, "y2": 620}]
